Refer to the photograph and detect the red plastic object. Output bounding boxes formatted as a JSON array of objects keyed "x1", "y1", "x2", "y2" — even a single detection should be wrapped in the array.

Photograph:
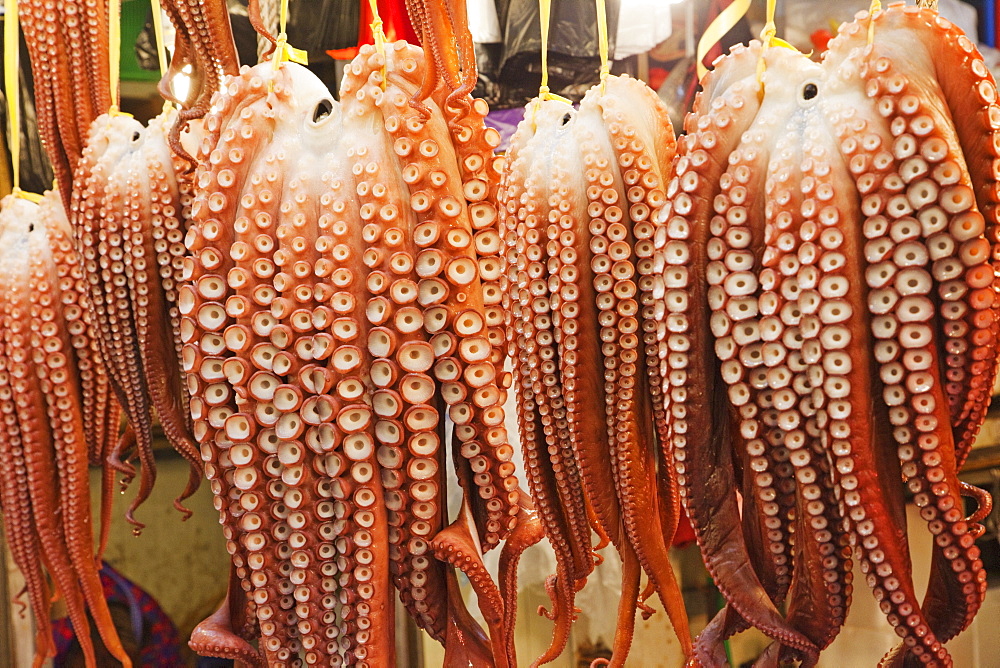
[
  {"x1": 811, "y1": 28, "x2": 833, "y2": 53},
  {"x1": 327, "y1": 0, "x2": 420, "y2": 61}
]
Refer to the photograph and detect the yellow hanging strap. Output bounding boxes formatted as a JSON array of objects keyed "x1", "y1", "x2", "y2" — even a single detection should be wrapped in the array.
[
  {"x1": 697, "y1": 0, "x2": 751, "y2": 80},
  {"x1": 109, "y1": 0, "x2": 123, "y2": 113},
  {"x1": 868, "y1": 0, "x2": 882, "y2": 44},
  {"x1": 270, "y1": 0, "x2": 308, "y2": 71},
  {"x1": 596, "y1": 0, "x2": 609, "y2": 90},
  {"x1": 149, "y1": 0, "x2": 173, "y2": 111},
  {"x1": 533, "y1": 0, "x2": 571, "y2": 123},
  {"x1": 4, "y1": 0, "x2": 41, "y2": 202},
  {"x1": 755, "y1": 0, "x2": 778, "y2": 84},
  {"x1": 368, "y1": 0, "x2": 387, "y2": 90}
]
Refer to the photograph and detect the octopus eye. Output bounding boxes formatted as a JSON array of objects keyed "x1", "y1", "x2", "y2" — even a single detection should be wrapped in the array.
[
  {"x1": 561, "y1": 113, "x2": 572, "y2": 126},
  {"x1": 802, "y1": 83, "x2": 819, "y2": 101},
  {"x1": 28, "y1": 224, "x2": 34, "y2": 233},
  {"x1": 312, "y1": 99, "x2": 334, "y2": 124},
  {"x1": 131, "y1": 131, "x2": 141, "y2": 142}
]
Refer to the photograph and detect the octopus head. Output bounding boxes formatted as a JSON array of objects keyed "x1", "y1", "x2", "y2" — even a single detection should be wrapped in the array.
[
  {"x1": 0, "y1": 196, "x2": 40, "y2": 252},
  {"x1": 760, "y1": 46, "x2": 827, "y2": 112},
  {"x1": 273, "y1": 63, "x2": 340, "y2": 136}
]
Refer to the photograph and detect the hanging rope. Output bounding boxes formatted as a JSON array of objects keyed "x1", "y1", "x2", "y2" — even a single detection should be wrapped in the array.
[
  {"x1": 4, "y1": 0, "x2": 40, "y2": 201},
  {"x1": 270, "y1": 0, "x2": 309, "y2": 70},
  {"x1": 109, "y1": 0, "x2": 122, "y2": 112},
  {"x1": 868, "y1": 0, "x2": 882, "y2": 44},
  {"x1": 697, "y1": 0, "x2": 751, "y2": 80},
  {"x1": 532, "y1": 0, "x2": 571, "y2": 124},
  {"x1": 368, "y1": 0, "x2": 388, "y2": 90},
  {"x1": 596, "y1": 0, "x2": 609, "y2": 90},
  {"x1": 149, "y1": 0, "x2": 172, "y2": 110},
  {"x1": 756, "y1": 0, "x2": 778, "y2": 84}
]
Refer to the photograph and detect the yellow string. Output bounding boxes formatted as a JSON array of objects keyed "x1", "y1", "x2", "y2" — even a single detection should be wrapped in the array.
[
  {"x1": 596, "y1": 0, "x2": 609, "y2": 90},
  {"x1": 109, "y1": 0, "x2": 121, "y2": 112},
  {"x1": 149, "y1": 0, "x2": 173, "y2": 111},
  {"x1": 868, "y1": 0, "x2": 882, "y2": 45},
  {"x1": 150, "y1": 0, "x2": 168, "y2": 78},
  {"x1": 755, "y1": 0, "x2": 778, "y2": 84},
  {"x1": 4, "y1": 0, "x2": 39, "y2": 201},
  {"x1": 270, "y1": 0, "x2": 308, "y2": 72},
  {"x1": 538, "y1": 0, "x2": 552, "y2": 98},
  {"x1": 533, "y1": 0, "x2": 571, "y2": 124},
  {"x1": 368, "y1": 0, "x2": 387, "y2": 90},
  {"x1": 5, "y1": 0, "x2": 22, "y2": 192},
  {"x1": 697, "y1": 0, "x2": 751, "y2": 80}
]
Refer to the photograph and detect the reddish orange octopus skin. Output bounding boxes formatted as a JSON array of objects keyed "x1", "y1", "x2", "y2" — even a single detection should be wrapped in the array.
[
  {"x1": 666, "y1": 5, "x2": 995, "y2": 666},
  {"x1": 18, "y1": 0, "x2": 111, "y2": 206},
  {"x1": 180, "y1": 39, "x2": 524, "y2": 667},
  {"x1": 70, "y1": 107, "x2": 204, "y2": 529},
  {"x1": 499, "y1": 74, "x2": 692, "y2": 667},
  {"x1": 0, "y1": 191, "x2": 127, "y2": 668}
]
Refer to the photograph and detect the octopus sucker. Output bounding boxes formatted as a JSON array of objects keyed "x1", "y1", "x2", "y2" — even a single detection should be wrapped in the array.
[
  {"x1": 676, "y1": 5, "x2": 995, "y2": 665},
  {"x1": 183, "y1": 26, "x2": 515, "y2": 660},
  {"x1": 0, "y1": 191, "x2": 129, "y2": 668},
  {"x1": 70, "y1": 107, "x2": 203, "y2": 527},
  {"x1": 499, "y1": 73, "x2": 692, "y2": 666}
]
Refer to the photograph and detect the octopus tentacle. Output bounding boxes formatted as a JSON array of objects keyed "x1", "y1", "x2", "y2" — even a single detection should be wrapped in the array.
[
  {"x1": 189, "y1": 568, "x2": 264, "y2": 666},
  {"x1": 0, "y1": 356, "x2": 56, "y2": 667},
  {"x1": 431, "y1": 500, "x2": 508, "y2": 668},
  {"x1": 880, "y1": 8, "x2": 1000, "y2": 467},
  {"x1": 664, "y1": 42, "x2": 816, "y2": 659},
  {"x1": 832, "y1": 12, "x2": 989, "y2": 657},
  {"x1": 497, "y1": 492, "x2": 545, "y2": 667},
  {"x1": 599, "y1": 544, "x2": 642, "y2": 668},
  {"x1": 19, "y1": 0, "x2": 111, "y2": 202},
  {"x1": 159, "y1": 0, "x2": 240, "y2": 164},
  {"x1": 0, "y1": 192, "x2": 131, "y2": 667}
]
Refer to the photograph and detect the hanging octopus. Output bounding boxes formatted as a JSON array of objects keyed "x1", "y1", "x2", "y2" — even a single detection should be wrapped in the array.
[
  {"x1": 0, "y1": 190, "x2": 126, "y2": 667},
  {"x1": 663, "y1": 4, "x2": 995, "y2": 665},
  {"x1": 70, "y1": 106, "x2": 203, "y2": 528},
  {"x1": 18, "y1": 0, "x2": 111, "y2": 206},
  {"x1": 179, "y1": 18, "x2": 536, "y2": 662},
  {"x1": 499, "y1": 74, "x2": 692, "y2": 666}
]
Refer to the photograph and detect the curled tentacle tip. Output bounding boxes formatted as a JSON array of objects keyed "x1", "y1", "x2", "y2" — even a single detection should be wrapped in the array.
[
  {"x1": 174, "y1": 500, "x2": 195, "y2": 521},
  {"x1": 125, "y1": 511, "x2": 146, "y2": 535}
]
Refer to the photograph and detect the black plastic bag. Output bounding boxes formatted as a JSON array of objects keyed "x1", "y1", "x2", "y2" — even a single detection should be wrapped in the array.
[{"x1": 496, "y1": 0, "x2": 620, "y2": 104}]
